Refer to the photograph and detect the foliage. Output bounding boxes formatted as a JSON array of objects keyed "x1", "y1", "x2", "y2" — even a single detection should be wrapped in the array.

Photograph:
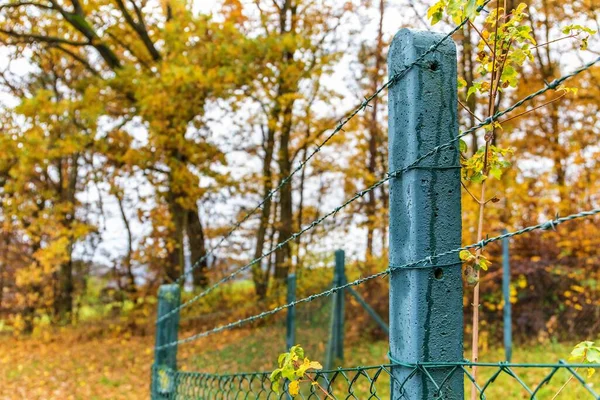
[
  {"x1": 570, "y1": 341, "x2": 600, "y2": 378},
  {"x1": 269, "y1": 345, "x2": 324, "y2": 397},
  {"x1": 461, "y1": 144, "x2": 513, "y2": 183}
]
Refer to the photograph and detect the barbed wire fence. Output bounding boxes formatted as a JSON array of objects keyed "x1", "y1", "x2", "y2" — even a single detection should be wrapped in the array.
[{"x1": 151, "y1": 8, "x2": 600, "y2": 399}]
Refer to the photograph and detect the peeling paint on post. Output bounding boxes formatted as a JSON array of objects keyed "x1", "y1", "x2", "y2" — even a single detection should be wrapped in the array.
[
  {"x1": 388, "y1": 29, "x2": 463, "y2": 399},
  {"x1": 152, "y1": 284, "x2": 180, "y2": 400}
]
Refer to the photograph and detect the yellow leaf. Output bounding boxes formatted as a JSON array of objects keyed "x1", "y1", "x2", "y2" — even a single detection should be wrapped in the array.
[
  {"x1": 289, "y1": 380, "x2": 300, "y2": 396},
  {"x1": 308, "y1": 361, "x2": 323, "y2": 370},
  {"x1": 587, "y1": 368, "x2": 595, "y2": 378}
]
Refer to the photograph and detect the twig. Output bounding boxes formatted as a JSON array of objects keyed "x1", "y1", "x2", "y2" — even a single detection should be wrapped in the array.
[
  {"x1": 501, "y1": 93, "x2": 567, "y2": 124},
  {"x1": 532, "y1": 34, "x2": 578, "y2": 50},
  {"x1": 304, "y1": 374, "x2": 334, "y2": 399},
  {"x1": 459, "y1": 99, "x2": 483, "y2": 122},
  {"x1": 551, "y1": 369, "x2": 577, "y2": 400},
  {"x1": 469, "y1": 20, "x2": 496, "y2": 57},
  {"x1": 462, "y1": 181, "x2": 483, "y2": 204}
]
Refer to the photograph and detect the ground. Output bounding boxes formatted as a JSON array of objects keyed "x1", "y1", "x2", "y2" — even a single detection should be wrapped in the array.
[{"x1": 1, "y1": 319, "x2": 598, "y2": 399}]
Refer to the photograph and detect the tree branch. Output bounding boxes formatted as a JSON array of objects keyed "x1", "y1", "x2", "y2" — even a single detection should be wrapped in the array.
[
  {"x1": 51, "y1": 44, "x2": 100, "y2": 77},
  {"x1": 0, "y1": 28, "x2": 89, "y2": 46},
  {"x1": 114, "y1": 0, "x2": 160, "y2": 61},
  {"x1": 0, "y1": 2, "x2": 53, "y2": 12}
]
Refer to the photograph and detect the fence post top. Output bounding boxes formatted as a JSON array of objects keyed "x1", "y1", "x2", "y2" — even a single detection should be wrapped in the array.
[
  {"x1": 391, "y1": 28, "x2": 457, "y2": 51},
  {"x1": 158, "y1": 284, "x2": 180, "y2": 300},
  {"x1": 389, "y1": 29, "x2": 456, "y2": 74}
]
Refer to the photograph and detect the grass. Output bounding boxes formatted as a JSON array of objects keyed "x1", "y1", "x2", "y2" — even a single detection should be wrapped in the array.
[{"x1": 178, "y1": 321, "x2": 600, "y2": 399}]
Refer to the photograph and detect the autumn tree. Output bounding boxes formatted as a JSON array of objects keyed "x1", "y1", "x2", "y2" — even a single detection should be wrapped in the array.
[
  {"x1": 0, "y1": 0, "x2": 255, "y2": 323},
  {"x1": 342, "y1": 0, "x2": 389, "y2": 262},
  {"x1": 236, "y1": 0, "x2": 352, "y2": 296}
]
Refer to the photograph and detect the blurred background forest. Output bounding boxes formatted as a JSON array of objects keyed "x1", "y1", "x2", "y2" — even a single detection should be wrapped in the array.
[{"x1": 0, "y1": 0, "x2": 599, "y2": 398}]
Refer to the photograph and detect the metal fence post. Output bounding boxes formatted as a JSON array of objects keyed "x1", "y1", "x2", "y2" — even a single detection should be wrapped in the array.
[
  {"x1": 152, "y1": 284, "x2": 181, "y2": 400},
  {"x1": 334, "y1": 249, "x2": 346, "y2": 360},
  {"x1": 388, "y1": 29, "x2": 463, "y2": 398},
  {"x1": 502, "y1": 229, "x2": 512, "y2": 362},
  {"x1": 326, "y1": 250, "x2": 346, "y2": 369},
  {"x1": 286, "y1": 273, "x2": 297, "y2": 350}
]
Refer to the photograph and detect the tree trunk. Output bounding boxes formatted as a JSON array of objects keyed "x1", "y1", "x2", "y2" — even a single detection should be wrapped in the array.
[
  {"x1": 55, "y1": 251, "x2": 74, "y2": 323},
  {"x1": 54, "y1": 155, "x2": 78, "y2": 322},
  {"x1": 187, "y1": 208, "x2": 208, "y2": 288},
  {"x1": 274, "y1": 106, "x2": 294, "y2": 281},
  {"x1": 253, "y1": 126, "x2": 276, "y2": 299},
  {"x1": 365, "y1": 0, "x2": 385, "y2": 260},
  {"x1": 296, "y1": 140, "x2": 308, "y2": 270},
  {"x1": 116, "y1": 192, "x2": 136, "y2": 292},
  {"x1": 166, "y1": 195, "x2": 186, "y2": 282},
  {"x1": 273, "y1": 1, "x2": 297, "y2": 283}
]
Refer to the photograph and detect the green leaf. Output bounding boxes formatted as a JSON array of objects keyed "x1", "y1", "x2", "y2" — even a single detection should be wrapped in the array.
[
  {"x1": 281, "y1": 364, "x2": 296, "y2": 380},
  {"x1": 467, "y1": 85, "x2": 478, "y2": 100},
  {"x1": 459, "y1": 250, "x2": 472, "y2": 261},
  {"x1": 489, "y1": 167, "x2": 503, "y2": 180},
  {"x1": 293, "y1": 346, "x2": 305, "y2": 360},
  {"x1": 477, "y1": 258, "x2": 490, "y2": 271},
  {"x1": 586, "y1": 348, "x2": 600, "y2": 363},
  {"x1": 459, "y1": 139, "x2": 468, "y2": 154},
  {"x1": 570, "y1": 341, "x2": 594, "y2": 360},
  {"x1": 270, "y1": 369, "x2": 282, "y2": 386},
  {"x1": 470, "y1": 172, "x2": 486, "y2": 183},
  {"x1": 427, "y1": 2, "x2": 445, "y2": 25},
  {"x1": 272, "y1": 380, "x2": 280, "y2": 394}
]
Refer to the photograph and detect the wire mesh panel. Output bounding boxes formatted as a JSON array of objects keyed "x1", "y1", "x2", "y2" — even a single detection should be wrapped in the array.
[{"x1": 157, "y1": 362, "x2": 600, "y2": 399}]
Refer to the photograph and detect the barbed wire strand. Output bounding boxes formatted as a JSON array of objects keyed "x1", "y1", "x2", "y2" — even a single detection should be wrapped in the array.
[
  {"x1": 157, "y1": 54, "x2": 599, "y2": 324},
  {"x1": 170, "y1": 3, "x2": 493, "y2": 287},
  {"x1": 157, "y1": 207, "x2": 600, "y2": 349},
  {"x1": 158, "y1": 55, "x2": 600, "y2": 324}
]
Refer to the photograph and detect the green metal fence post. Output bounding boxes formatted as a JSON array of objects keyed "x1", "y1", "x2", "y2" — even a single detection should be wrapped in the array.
[
  {"x1": 152, "y1": 284, "x2": 181, "y2": 400},
  {"x1": 388, "y1": 29, "x2": 463, "y2": 399},
  {"x1": 286, "y1": 273, "x2": 297, "y2": 350},
  {"x1": 334, "y1": 250, "x2": 346, "y2": 360},
  {"x1": 502, "y1": 229, "x2": 513, "y2": 362},
  {"x1": 326, "y1": 249, "x2": 346, "y2": 369}
]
